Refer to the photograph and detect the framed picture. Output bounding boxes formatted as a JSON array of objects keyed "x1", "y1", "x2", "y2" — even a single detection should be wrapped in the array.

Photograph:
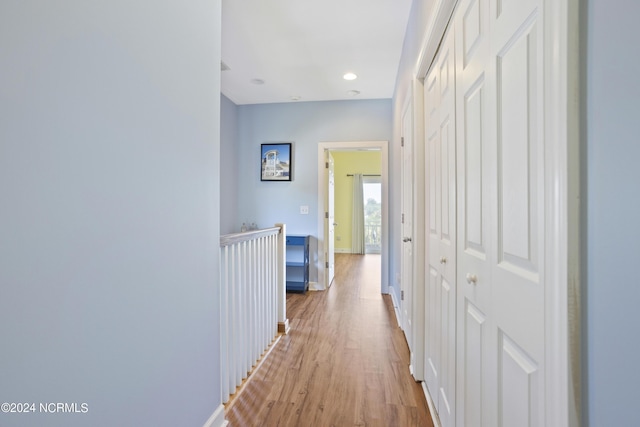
[{"x1": 261, "y1": 143, "x2": 292, "y2": 181}]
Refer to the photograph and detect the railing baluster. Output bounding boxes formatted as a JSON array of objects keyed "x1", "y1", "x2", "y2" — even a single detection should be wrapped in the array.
[
  {"x1": 257, "y1": 236, "x2": 264, "y2": 354},
  {"x1": 219, "y1": 225, "x2": 287, "y2": 404},
  {"x1": 240, "y1": 240, "x2": 247, "y2": 382},
  {"x1": 249, "y1": 238, "x2": 256, "y2": 369},
  {"x1": 230, "y1": 243, "x2": 237, "y2": 394}
]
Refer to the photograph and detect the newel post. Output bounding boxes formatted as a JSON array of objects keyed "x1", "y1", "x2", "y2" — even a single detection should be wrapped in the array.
[{"x1": 276, "y1": 223, "x2": 289, "y2": 334}]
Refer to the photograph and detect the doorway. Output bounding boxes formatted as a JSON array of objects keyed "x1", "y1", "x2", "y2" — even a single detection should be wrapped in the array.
[{"x1": 317, "y1": 141, "x2": 389, "y2": 293}]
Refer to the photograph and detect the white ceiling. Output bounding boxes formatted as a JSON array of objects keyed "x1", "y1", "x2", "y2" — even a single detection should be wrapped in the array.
[{"x1": 221, "y1": 0, "x2": 413, "y2": 105}]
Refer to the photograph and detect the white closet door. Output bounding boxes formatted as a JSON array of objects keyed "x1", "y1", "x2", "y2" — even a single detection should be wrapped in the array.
[
  {"x1": 454, "y1": 0, "x2": 496, "y2": 425},
  {"x1": 491, "y1": 0, "x2": 546, "y2": 424},
  {"x1": 455, "y1": 0, "x2": 547, "y2": 424},
  {"x1": 425, "y1": 24, "x2": 457, "y2": 427},
  {"x1": 424, "y1": 62, "x2": 441, "y2": 403},
  {"x1": 420, "y1": 0, "x2": 571, "y2": 423}
]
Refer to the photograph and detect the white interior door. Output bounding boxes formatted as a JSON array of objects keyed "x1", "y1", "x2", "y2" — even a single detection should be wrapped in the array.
[
  {"x1": 454, "y1": 0, "x2": 494, "y2": 425},
  {"x1": 325, "y1": 151, "x2": 335, "y2": 287},
  {"x1": 425, "y1": 24, "x2": 457, "y2": 427},
  {"x1": 454, "y1": 0, "x2": 547, "y2": 425},
  {"x1": 424, "y1": 60, "x2": 441, "y2": 403},
  {"x1": 491, "y1": 0, "x2": 546, "y2": 424},
  {"x1": 401, "y1": 99, "x2": 414, "y2": 362}
]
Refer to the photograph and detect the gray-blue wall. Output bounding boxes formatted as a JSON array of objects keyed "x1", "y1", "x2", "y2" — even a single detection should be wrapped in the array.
[
  {"x1": 221, "y1": 94, "x2": 239, "y2": 234},
  {"x1": 584, "y1": 0, "x2": 640, "y2": 425},
  {"x1": 0, "y1": 2, "x2": 222, "y2": 426},
  {"x1": 235, "y1": 99, "x2": 392, "y2": 283}
]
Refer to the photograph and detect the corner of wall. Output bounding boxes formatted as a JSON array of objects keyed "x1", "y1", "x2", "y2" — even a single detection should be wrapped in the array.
[{"x1": 203, "y1": 404, "x2": 228, "y2": 427}]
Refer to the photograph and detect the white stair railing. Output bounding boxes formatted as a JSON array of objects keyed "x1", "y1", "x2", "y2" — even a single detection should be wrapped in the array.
[{"x1": 219, "y1": 223, "x2": 287, "y2": 403}]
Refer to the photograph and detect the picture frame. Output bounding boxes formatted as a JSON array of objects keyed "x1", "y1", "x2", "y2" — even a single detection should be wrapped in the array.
[{"x1": 261, "y1": 143, "x2": 292, "y2": 181}]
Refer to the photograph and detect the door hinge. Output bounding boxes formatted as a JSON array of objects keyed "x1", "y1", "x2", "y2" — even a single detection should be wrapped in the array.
[
  {"x1": 325, "y1": 161, "x2": 329, "y2": 168},
  {"x1": 401, "y1": 290, "x2": 405, "y2": 300},
  {"x1": 402, "y1": 213, "x2": 405, "y2": 224},
  {"x1": 401, "y1": 137, "x2": 405, "y2": 147},
  {"x1": 325, "y1": 212, "x2": 329, "y2": 219},
  {"x1": 326, "y1": 261, "x2": 329, "y2": 268}
]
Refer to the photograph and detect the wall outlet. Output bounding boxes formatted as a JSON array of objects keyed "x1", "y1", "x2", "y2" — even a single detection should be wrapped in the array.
[
  {"x1": 336, "y1": 236, "x2": 341, "y2": 241},
  {"x1": 300, "y1": 205, "x2": 309, "y2": 214}
]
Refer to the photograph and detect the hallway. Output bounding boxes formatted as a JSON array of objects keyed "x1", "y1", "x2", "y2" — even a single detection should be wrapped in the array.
[{"x1": 225, "y1": 254, "x2": 433, "y2": 426}]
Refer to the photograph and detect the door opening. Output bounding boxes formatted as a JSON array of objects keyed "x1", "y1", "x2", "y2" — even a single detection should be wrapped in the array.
[{"x1": 317, "y1": 141, "x2": 389, "y2": 293}]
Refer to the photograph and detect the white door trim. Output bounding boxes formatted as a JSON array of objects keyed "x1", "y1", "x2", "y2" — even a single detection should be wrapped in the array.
[
  {"x1": 543, "y1": 0, "x2": 580, "y2": 424},
  {"x1": 317, "y1": 141, "x2": 389, "y2": 293},
  {"x1": 415, "y1": 0, "x2": 458, "y2": 79},
  {"x1": 412, "y1": 78, "x2": 426, "y2": 380}
]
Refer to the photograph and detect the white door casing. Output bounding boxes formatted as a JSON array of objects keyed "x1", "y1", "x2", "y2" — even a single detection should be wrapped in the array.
[{"x1": 411, "y1": 78, "x2": 427, "y2": 384}]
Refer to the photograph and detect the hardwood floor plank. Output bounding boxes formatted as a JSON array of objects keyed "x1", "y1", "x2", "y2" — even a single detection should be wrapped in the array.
[{"x1": 225, "y1": 254, "x2": 433, "y2": 427}]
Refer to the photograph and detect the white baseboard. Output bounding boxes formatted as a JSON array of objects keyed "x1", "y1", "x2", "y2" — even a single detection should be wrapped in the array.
[
  {"x1": 308, "y1": 281, "x2": 323, "y2": 291},
  {"x1": 334, "y1": 248, "x2": 351, "y2": 253},
  {"x1": 203, "y1": 404, "x2": 227, "y2": 427},
  {"x1": 421, "y1": 382, "x2": 442, "y2": 427},
  {"x1": 389, "y1": 287, "x2": 402, "y2": 328}
]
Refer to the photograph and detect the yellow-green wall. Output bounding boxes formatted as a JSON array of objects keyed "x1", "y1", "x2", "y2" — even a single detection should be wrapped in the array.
[{"x1": 332, "y1": 151, "x2": 381, "y2": 252}]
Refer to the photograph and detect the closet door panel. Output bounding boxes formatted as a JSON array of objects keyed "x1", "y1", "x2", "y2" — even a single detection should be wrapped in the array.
[
  {"x1": 426, "y1": 264, "x2": 441, "y2": 400},
  {"x1": 496, "y1": 18, "x2": 540, "y2": 277},
  {"x1": 492, "y1": 1, "x2": 545, "y2": 424},
  {"x1": 499, "y1": 332, "x2": 540, "y2": 426},
  {"x1": 455, "y1": 0, "x2": 495, "y2": 425},
  {"x1": 463, "y1": 78, "x2": 486, "y2": 259},
  {"x1": 424, "y1": 67, "x2": 441, "y2": 401},
  {"x1": 463, "y1": 301, "x2": 487, "y2": 425},
  {"x1": 424, "y1": 23, "x2": 457, "y2": 427},
  {"x1": 436, "y1": 27, "x2": 457, "y2": 427}
]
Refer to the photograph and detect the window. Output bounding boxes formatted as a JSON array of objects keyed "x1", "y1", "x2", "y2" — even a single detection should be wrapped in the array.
[{"x1": 363, "y1": 177, "x2": 381, "y2": 254}]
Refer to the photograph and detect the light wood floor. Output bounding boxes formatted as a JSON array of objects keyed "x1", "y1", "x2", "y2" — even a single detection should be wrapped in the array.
[{"x1": 224, "y1": 253, "x2": 433, "y2": 427}]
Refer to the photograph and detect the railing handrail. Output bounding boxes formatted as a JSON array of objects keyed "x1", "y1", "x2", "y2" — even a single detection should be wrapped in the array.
[{"x1": 220, "y1": 226, "x2": 282, "y2": 248}]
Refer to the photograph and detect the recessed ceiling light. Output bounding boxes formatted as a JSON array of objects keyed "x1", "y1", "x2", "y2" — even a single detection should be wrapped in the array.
[
  {"x1": 343, "y1": 72, "x2": 358, "y2": 81},
  {"x1": 251, "y1": 78, "x2": 265, "y2": 85},
  {"x1": 347, "y1": 90, "x2": 361, "y2": 96},
  {"x1": 290, "y1": 96, "x2": 301, "y2": 101}
]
